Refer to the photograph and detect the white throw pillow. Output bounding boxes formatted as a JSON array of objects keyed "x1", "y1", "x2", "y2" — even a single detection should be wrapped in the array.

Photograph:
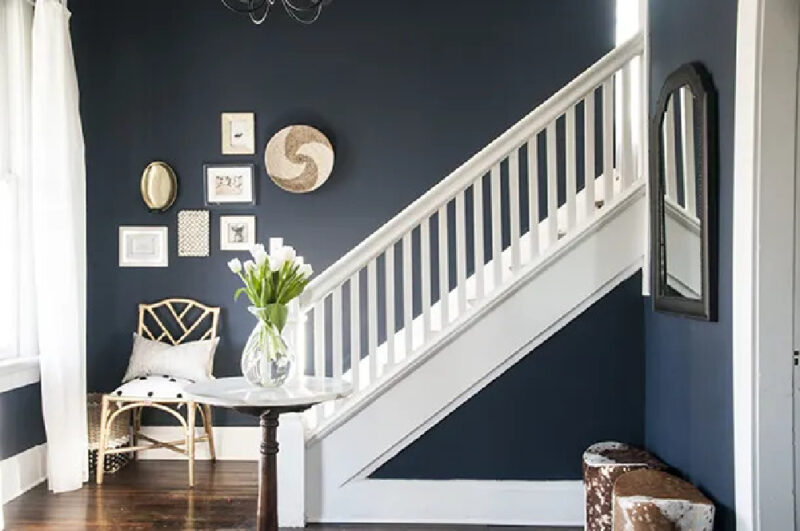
[{"x1": 122, "y1": 333, "x2": 219, "y2": 383}]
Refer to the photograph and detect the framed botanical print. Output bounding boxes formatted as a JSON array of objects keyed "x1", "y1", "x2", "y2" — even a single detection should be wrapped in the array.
[
  {"x1": 221, "y1": 112, "x2": 255, "y2": 155},
  {"x1": 119, "y1": 226, "x2": 168, "y2": 267},
  {"x1": 220, "y1": 215, "x2": 256, "y2": 251},
  {"x1": 204, "y1": 163, "x2": 255, "y2": 205}
]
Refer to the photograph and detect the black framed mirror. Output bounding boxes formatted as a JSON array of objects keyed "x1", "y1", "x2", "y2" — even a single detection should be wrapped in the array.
[{"x1": 650, "y1": 63, "x2": 717, "y2": 320}]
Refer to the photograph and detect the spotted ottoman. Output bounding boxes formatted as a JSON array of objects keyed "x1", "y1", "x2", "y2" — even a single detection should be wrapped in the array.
[
  {"x1": 613, "y1": 469, "x2": 714, "y2": 530},
  {"x1": 583, "y1": 441, "x2": 665, "y2": 531}
]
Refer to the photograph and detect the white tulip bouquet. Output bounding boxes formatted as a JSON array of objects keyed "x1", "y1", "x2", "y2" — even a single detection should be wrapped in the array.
[
  {"x1": 228, "y1": 243, "x2": 313, "y2": 326},
  {"x1": 228, "y1": 243, "x2": 313, "y2": 379}
]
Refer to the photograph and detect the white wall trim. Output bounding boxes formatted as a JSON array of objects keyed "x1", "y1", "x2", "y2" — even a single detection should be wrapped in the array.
[
  {"x1": 732, "y1": 0, "x2": 799, "y2": 529},
  {"x1": 138, "y1": 420, "x2": 305, "y2": 528},
  {"x1": 1, "y1": 444, "x2": 47, "y2": 505},
  {"x1": 307, "y1": 479, "x2": 584, "y2": 527},
  {"x1": 0, "y1": 358, "x2": 40, "y2": 394}
]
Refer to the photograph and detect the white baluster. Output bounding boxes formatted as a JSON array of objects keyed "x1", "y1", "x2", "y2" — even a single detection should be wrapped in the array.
[
  {"x1": 310, "y1": 299, "x2": 326, "y2": 422},
  {"x1": 313, "y1": 300, "x2": 325, "y2": 381},
  {"x1": 509, "y1": 149, "x2": 521, "y2": 271},
  {"x1": 602, "y1": 78, "x2": 614, "y2": 206},
  {"x1": 438, "y1": 204, "x2": 449, "y2": 328},
  {"x1": 663, "y1": 97, "x2": 678, "y2": 203},
  {"x1": 546, "y1": 122, "x2": 558, "y2": 246},
  {"x1": 385, "y1": 244, "x2": 396, "y2": 370},
  {"x1": 332, "y1": 286, "x2": 342, "y2": 383},
  {"x1": 566, "y1": 106, "x2": 577, "y2": 231},
  {"x1": 584, "y1": 91, "x2": 596, "y2": 218},
  {"x1": 367, "y1": 258, "x2": 378, "y2": 382},
  {"x1": 402, "y1": 232, "x2": 413, "y2": 358},
  {"x1": 472, "y1": 178, "x2": 485, "y2": 300},
  {"x1": 455, "y1": 190, "x2": 467, "y2": 315},
  {"x1": 328, "y1": 286, "x2": 342, "y2": 416},
  {"x1": 292, "y1": 299, "x2": 306, "y2": 380},
  {"x1": 421, "y1": 219, "x2": 431, "y2": 339},
  {"x1": 620, "y1": 62, "x2": 634, "y2": 188},
  {"x1": 679, "y1": 86, "x2": 697, "y2": 216},
  {"x1": 349, "y1": 273, "x2": 360, "y2": 392},
  {"x1": 527, "y1": 138, "x2": 540, "y2": 261},
  {"x1": 490, "y1": 163, "x2": 502, "y2": 288}
]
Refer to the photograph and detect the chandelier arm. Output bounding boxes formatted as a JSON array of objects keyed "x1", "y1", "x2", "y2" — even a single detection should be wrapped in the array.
[
  {"x1": 282, "y1": 0, "x2": 321, "y2": 13},
  {"x1": 282, "y1": 0, "x2": 323, "y2": 25},
  {"x1": 220, "y1": 0, "x2": 270, "y2": 14},
  {"x1": 249, "y1": 0, "x2": 273, "y2": 24}
]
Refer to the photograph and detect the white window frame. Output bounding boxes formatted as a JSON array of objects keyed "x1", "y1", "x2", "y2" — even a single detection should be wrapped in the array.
[{"x1": 0, "y1": 357, "x2": 39, "y2": 394}]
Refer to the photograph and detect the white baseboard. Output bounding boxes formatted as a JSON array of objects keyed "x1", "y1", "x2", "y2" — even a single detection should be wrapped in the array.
[
  {"x1": 138, "y1": 418, "x2": 304, "y2": 528},
  {"x1": 1, "y1": 444, "x2": 47, "y2": 504},
  {"x1": 307, "y1": 478, "x2": 585, "y2": 526}
]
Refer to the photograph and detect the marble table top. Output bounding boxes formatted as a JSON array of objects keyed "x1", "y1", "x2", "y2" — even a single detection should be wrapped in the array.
[{"x1": 186, "y1": 376, "x2": 351, "y2": 408}]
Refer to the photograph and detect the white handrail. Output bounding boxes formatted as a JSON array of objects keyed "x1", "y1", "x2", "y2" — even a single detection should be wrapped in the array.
[{"x1": 300, "y1": 33, "x2": 644, "y2": 308}]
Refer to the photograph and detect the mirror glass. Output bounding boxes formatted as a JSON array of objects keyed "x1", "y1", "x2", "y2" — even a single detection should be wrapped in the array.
[{"x1": 659, "y1": 85, "x2": 702, "y2": 302}]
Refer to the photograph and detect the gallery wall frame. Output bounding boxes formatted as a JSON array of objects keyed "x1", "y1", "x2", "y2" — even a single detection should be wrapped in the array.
[
  {"x1": 203, "y1": 163, "x2": 256, "y2": 206},
  {"x1": 119, "y1": 226, "x2": 169, "y2": 267},
  {"x1": 220, "y1": 215, "x2": 256, "y2": 251},
  {"x1": 221, "y1": 112, "x2": 255, "y2": 155}
]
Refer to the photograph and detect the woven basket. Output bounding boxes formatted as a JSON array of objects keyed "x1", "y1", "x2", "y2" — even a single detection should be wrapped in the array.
[{"x1": 87, "y1": 392, "x2": 132, "y2": 476}]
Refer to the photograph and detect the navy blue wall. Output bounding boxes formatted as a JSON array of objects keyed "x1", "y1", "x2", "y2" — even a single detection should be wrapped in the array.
[
  {"x1": 71, "y1": 0, "x2": 618, "y2": 427},
  {"x1": 644, "y1": 0, "x2": 736, "y2": 529},
  {"x1": 0, "y1": 383, "x2": 46, "y2": 460},
  {"x1": 374, "y1": 273, "x2": 645, "y2": 480}
]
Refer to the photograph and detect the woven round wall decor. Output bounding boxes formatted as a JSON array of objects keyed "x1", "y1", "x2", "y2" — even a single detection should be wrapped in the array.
[{"x1": 265, "y1": 125, "x2": 334, "y2": 193}]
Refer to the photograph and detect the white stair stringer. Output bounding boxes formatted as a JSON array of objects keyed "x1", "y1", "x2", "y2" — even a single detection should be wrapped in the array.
[{"x1": 305, "y1": 182, "x2": 646, "y2": 526}]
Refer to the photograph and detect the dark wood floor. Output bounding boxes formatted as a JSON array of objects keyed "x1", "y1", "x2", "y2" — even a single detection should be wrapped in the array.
[{"x1": 4, "y1": 461, "x2": 576, "y2": 530}]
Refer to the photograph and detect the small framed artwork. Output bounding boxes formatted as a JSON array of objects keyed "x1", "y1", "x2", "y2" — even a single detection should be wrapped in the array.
[
  {"x1": 221, "y1": 112, "x2": 255, "y2": 155},
  {"x1": 177, "y1": 210, "x2": 210, "y2": 257},
  {"x1": 204, "y1": 163, "x2": 255, "y2": 205},
  {"x1": 220, "y1": 215, "x2": 256, "y2": 251},
  {"x1": 119, "y1": 226, "x2": 168, "y2": 267}
]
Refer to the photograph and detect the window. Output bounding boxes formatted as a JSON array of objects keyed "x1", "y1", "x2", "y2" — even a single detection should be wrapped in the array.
[
  {"x1": 0, "y1": 174, "x2": 19, "y2": 359},
  {"x1": 0, "y1": 0, "x2": 35, "y2": 362}
]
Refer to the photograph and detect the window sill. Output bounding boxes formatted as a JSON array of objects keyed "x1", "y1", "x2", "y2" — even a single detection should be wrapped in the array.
[{"x1": 0, "y1": 357, "x2": 40, "y2": 394}]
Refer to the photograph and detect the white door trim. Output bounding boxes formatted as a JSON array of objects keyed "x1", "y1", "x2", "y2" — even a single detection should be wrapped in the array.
[{"x1": 732, "y1": 0, "x2": 799, "y2": 529}]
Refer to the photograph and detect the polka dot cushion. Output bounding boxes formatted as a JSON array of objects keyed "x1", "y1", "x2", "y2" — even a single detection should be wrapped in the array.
[{"x1": 113, "y1": 374, "x2": 195, "y2": 400}]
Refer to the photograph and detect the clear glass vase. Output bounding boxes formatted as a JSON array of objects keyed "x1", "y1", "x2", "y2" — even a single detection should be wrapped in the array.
[{"x1": 241, "y1": 305, "x2": 295, "y2": 387}]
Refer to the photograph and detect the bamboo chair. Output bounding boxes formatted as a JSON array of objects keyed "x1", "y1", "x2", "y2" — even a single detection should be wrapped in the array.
[{"x1": 96, "y1": 298, "x2": 221, "y2": 487}]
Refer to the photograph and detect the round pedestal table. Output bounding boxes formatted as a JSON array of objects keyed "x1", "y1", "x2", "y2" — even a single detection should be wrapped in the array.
[{"x1": 186, "y1": 376, "x2": 351, "y2": 531}]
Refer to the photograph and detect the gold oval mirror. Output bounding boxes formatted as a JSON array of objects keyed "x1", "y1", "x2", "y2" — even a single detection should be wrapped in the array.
[{"x1": 140, "y1": 161, "x2": 178, "y2": 212}]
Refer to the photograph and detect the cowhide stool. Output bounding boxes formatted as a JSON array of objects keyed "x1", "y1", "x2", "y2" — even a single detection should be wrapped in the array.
[
  {"x1": 583, "y1": 441, "x2": 665, "y2": 531},
  {"x1": 613, "y1": 469, "x2": 714, "y2": 530}
]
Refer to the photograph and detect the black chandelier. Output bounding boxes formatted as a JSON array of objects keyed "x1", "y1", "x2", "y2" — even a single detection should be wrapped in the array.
[{"x1": 220, "y1": 0, "x2": 332, "y2": 25}]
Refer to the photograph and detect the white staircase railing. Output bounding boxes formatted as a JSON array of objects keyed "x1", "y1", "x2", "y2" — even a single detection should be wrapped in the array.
[{"x1": 297, "y1": 33, "x2": 645, "y2": 431}]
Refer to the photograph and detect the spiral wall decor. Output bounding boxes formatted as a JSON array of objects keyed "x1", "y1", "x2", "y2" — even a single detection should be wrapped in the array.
[{"x1": 265, "y1": 125, "x2": 334, "y2": 193}]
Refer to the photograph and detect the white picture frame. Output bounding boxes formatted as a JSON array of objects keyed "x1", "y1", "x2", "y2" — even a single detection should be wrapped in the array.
[
  {"x1": 221, "y1": 112, "x2": 255, "y2": 155},
  {"x1": 204, "y1": 164, "x2": 255, "y2": 205},
  {"x1": 119, "y1": 226, "x2": 168, "y2": 267},
  {"x1": 220, "y1": 215, "x2": 256, "y2": 251}
]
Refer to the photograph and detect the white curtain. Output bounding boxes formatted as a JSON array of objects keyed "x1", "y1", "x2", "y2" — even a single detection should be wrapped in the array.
[
  {"x1": 0, "y1": 0, "x2": 34, "y2": 524},
  {"x1": 0, "y1": 0, "x2": 88, "y2": 500},
  {"x1": 30, "y1": 0, "x2": 88, "y2": 493}
]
